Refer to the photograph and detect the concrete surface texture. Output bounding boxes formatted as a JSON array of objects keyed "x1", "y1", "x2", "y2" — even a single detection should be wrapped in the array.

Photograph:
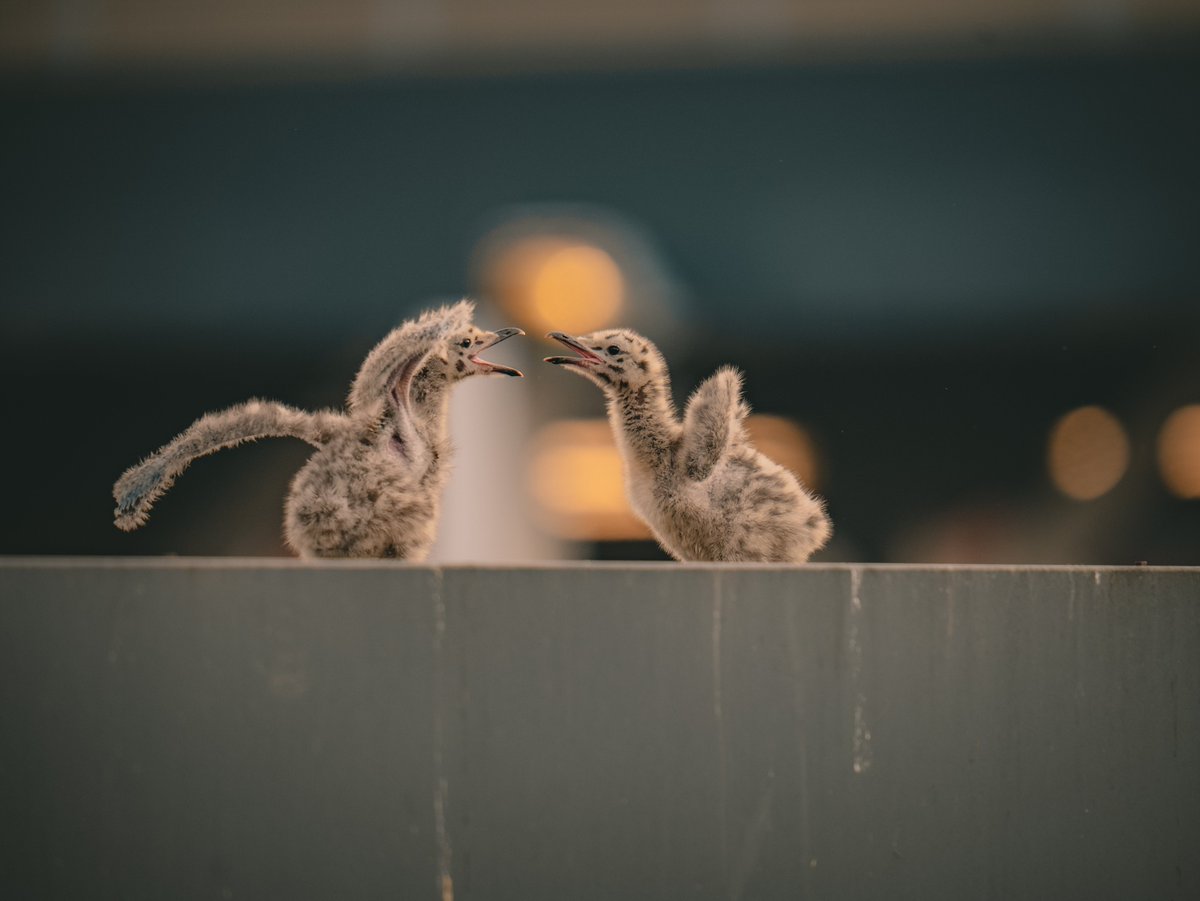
[{"x1": 1, "y1": 559, "x2": 1197, "y2": 900}]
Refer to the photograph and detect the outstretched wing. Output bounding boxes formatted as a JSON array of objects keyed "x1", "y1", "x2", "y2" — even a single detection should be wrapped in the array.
[
  {"x1": 113, "y1": 400, "x2": 343, "y2": 531},
  {"x1": 347, "y1": 300, "x2": 473, "y2": 414},
  {"x1": 680, "y1": 366, "x2": 749, "y2": 482}
]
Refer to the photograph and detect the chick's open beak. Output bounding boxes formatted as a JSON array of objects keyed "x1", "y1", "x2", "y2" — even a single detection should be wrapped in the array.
[
  {"x1": 544, "y1": 332, "x2": 602, "y2": 366},
  {"x1": 471, "y1": 327, "x2": 524, "y2": 377}
]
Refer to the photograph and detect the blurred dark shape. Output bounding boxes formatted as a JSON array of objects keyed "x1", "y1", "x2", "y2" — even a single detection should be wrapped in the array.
[{"x1": 3, "y1": 1, "x2": 1199, "y2": 76}]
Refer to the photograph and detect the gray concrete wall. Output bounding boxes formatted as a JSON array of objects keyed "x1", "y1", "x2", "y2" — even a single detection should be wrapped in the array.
[{"x1": 1, "y1": 560, "x2": 1197, "y2": 900}]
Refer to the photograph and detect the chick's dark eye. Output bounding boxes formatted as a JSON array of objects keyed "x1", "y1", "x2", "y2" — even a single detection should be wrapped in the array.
[
  {"x1": 459, "y1": 339, "x2": 471, "y2": 348},
  {"x1": 607, "y1": 345, "x2": 622, "y2": 356}
]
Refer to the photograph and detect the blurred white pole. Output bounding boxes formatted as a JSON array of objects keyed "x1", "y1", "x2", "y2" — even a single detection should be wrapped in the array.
[{"x1": 426, "y1": 342, "x2": 565, "y2": 564}]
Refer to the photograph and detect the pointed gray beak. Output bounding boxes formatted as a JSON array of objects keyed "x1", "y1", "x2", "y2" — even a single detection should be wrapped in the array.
[
  {"x1": 471, "y1": 327, "x2": 525, "y2": 377},
  {"x1": 544, "y1": 332, "x2": 602, "y2": 366}
]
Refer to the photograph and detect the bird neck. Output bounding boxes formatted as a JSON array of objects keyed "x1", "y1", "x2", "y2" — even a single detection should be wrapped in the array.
[
  {"x1": 410, "y1": 369, "x2": 452, "y2": 432},
  {"x1": 607, "y1": 374, "x2": 679, "y2": 471}
]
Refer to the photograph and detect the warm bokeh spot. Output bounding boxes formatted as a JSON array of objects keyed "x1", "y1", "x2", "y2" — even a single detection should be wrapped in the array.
[
  {"x1": 527, "y1": 419, "x2": 649, "y2": 541},
  {"x1": 1157, "y1": 405, "x2": 1200, "y2": 499},
  {"x1": 1047, "y1": 405, "x2": 1130, "y2": 500},
  {"x1": 487, "y1": 238, "x2": 625, "y2": 337}
]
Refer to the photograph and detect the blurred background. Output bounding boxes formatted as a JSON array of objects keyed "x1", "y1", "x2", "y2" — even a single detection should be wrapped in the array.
[{"x1": 2, "y1": 0, "x2": 1199, "y2": 563}]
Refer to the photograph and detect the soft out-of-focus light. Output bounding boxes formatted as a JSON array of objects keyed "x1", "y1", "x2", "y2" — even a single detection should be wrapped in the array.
[
  {"x1": 528, "y1": 414, "x2": 822, "y2": 541},
  {"x1": 1157, "y1": 404, "x2": 1200, "y2": 499},
  {"x1": 745, "y1": 414, "x2": 821, "y2": 490},
  {"x1": 487, "y1": 238, "x2": 624, "y2": 337},
  {"x1": 528, "y1": 420, "x2": 649, "y2": 541},
  {"x1": 1047, "y1": 405, "x2": 1129, "y2": 500}
]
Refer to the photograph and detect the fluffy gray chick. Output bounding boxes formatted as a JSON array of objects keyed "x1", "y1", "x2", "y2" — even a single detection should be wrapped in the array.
[
  {"x1": 545, "y1": 329, "x2": 830, "y2": 563},
  {"x1": 113, "y1": 301, "x2": 522, "y2": 558}
]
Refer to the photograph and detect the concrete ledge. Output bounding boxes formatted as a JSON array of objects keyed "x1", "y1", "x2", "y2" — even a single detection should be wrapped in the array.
[{"x1": 2, "y1": 560, "x2": 1198, "y2": 900}]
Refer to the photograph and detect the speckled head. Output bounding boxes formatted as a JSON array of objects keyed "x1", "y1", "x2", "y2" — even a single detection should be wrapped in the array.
[
  {"x1": 438, "y1": 324, "x2": 525, "y2": 380},
  {"x1": 544, "y1": 328, "x2": 666, "y2": 393}
]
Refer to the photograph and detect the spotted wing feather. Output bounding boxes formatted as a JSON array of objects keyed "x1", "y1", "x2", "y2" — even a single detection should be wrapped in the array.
[{"x1": 680, "y1": 366, "x2": 750, "y2": 482}]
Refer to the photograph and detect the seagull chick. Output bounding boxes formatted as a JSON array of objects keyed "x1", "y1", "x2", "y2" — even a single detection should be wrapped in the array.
[
  {"x1": 113, "y1": 300, "x2": 523, "y2": 558},
  {"x1": 545, "y1": 329, "x2": 830, "y2": 562}
]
